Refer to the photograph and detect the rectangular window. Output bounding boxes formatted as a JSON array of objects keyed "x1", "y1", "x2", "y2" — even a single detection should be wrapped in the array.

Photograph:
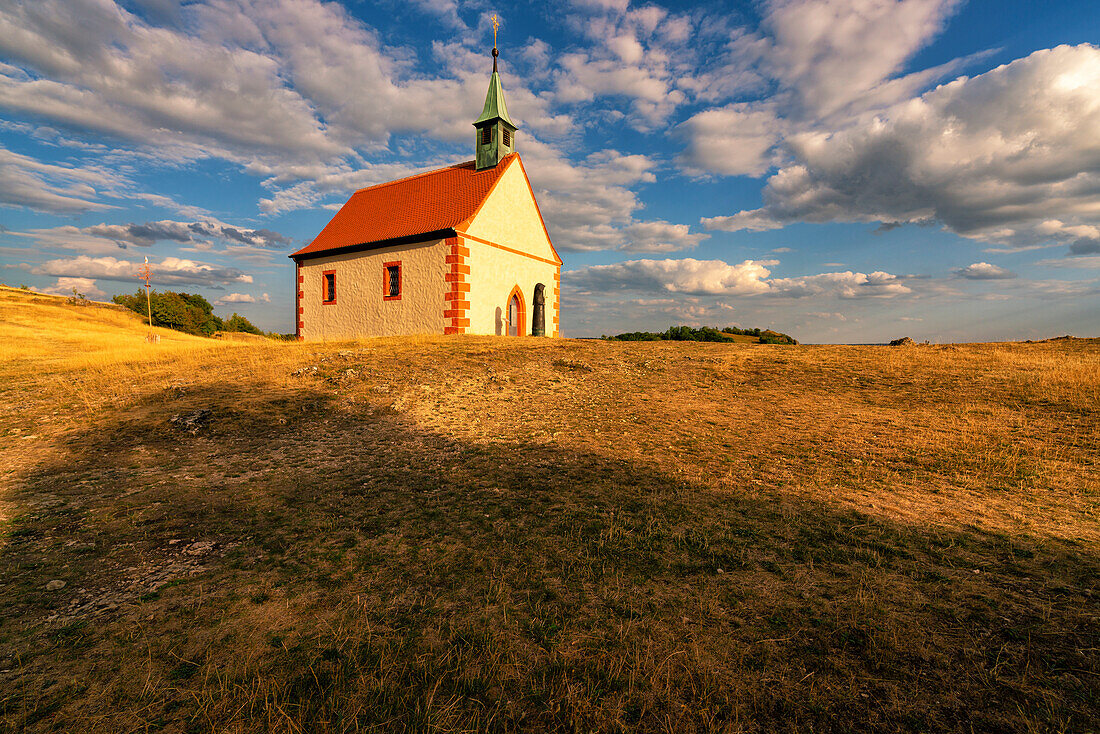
[
  {"x1": 383, "y1": 262, "x2": 401, "y2": 301},
  {"x1": 480, "y1": 126, "x2": 492, "y2": 145},
  {"x1": 502, "y1": 128, "x2": 511, "y2": 147},
  {"x1": 322, "y1": 270, "x2": 336, "y2": 304}
]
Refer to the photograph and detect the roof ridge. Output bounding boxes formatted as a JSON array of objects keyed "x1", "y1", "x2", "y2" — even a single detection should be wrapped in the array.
[{"x1": 353, "y1": 159, "x2": 476, "y2": 194}]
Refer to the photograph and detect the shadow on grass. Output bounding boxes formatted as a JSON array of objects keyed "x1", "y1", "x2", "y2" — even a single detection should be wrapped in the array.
[{"x1": 1, "y1": 381, "x2": 1097, "y2": 733}]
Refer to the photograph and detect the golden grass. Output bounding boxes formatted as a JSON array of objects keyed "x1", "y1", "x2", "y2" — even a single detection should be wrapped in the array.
[
  {"x1": 0, "y1": 288, "x2": 1097, "y2": 732},
  {"x1": 0, "y1": 286, "x2": 227, "y2": 373}
]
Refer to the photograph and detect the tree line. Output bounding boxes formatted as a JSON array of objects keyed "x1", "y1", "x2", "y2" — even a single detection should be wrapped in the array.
[
  {"x1": 112, "y1": 290, "x2": 263, "y2": 337},
  {"x1": 603, "y1": 325, "x2": 798, "y2": 345}
]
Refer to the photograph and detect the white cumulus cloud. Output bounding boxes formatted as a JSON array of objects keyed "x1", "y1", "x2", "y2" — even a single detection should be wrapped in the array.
[
  {"x1": 32, "y1": 255, "x2": 252, "y2": 286},
  {"x1": 567, "y1": 257, "x2": 776, "y2": 296},
  {"x1": 702, "y1": 44, "x2": 1100, "y2": 251},
  {"x1": 566, "y1": 257, "x2": 912, "y2": 299},
  {"x1": 768, "y1": 270, "x2": 912, "y2": 298},
  {"x1": 40, "y1": 276, "x2": 106, "y2": 298},
  {"x1": 761, "y1": 0, "x2": 964, "y2": 118},
  {"x1": 0, "y1": 146, "x2": 126, "y2": 213},
  {"x1": 678, "y1": 104, "x2": 785, "y2": 177},
  {"x1": 956, "y1": 262, "x2": 1016, "y2": 280},
  {"x1": 215, "y1": 292, "x2": 255, "y2": 305}
]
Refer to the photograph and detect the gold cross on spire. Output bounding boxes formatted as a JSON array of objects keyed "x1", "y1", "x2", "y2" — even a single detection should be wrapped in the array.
[{"x1": 489, "y1": 13, "x2": 501, "y2": 72}]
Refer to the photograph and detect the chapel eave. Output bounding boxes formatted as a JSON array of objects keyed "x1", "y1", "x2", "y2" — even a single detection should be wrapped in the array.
[{"x1": 288, "y1": 228, "x2": 458, "y2": 262}]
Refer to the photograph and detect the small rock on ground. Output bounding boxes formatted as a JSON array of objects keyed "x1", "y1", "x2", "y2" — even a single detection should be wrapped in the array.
[{"x1": 170, "y1": 409, "x2": 212, "y2": 434}]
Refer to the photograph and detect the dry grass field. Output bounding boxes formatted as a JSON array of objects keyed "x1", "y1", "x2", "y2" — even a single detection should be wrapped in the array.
[{"x1": 1, "y1": 285, "x2": 1097, "y2": 732}]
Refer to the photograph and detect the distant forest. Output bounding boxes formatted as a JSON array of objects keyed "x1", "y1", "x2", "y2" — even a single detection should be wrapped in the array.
[
  {"x1": 604, "y1": 325, "x2": 798, "y2": 345},
  {"x1": 113, "y1": 290, "x2": 262, "y2": 337}
]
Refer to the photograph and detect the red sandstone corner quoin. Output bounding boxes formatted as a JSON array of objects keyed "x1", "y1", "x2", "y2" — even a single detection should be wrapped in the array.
[
  {"x1": 295, "y1": 263, "x2": 304, "y2": 340},
  {"x1": 444, "y1": 237, "x2": 471, "y2": 335}
]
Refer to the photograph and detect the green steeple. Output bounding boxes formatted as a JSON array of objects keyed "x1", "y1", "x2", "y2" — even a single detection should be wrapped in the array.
[
  {"x1": 474, "y1": 70, "x2": 514, "y2": 127},
  {"x1": 473, "y1": 30, "x2": 517, "y2": 170}
]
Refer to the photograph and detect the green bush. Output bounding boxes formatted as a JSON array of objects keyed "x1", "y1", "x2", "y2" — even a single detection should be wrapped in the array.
[
  {"x1": 113, "y1": 290, "x2": 224, "y2": 336},
  {"x1": 222, "y1": 312, "x2": 262, "y2": 334},
  {"x1": 722, "y1": 326, "x2": 761, "y2": 337},
  {"x1": 114, "y1": 290, "x2": 267, "y2": 337},
  {"x1": 603, "y1": 325, "x2": 798, "y2": 345},
  {"x1": 759, "y1": 332, "x2": 797, "y2": 345}
]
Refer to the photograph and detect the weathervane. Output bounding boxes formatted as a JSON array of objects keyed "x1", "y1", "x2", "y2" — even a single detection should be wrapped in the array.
[{"x1": 490, "y1": 13, "x2": 500, "y2": 72}]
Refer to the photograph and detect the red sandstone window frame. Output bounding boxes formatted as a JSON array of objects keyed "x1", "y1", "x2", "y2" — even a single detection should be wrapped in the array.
[
  {"x1": 383, "y1": 261, "x2": 402, "y2": 301},
  {"x1": 321, "y1": 270, "x2": 336, "y2": 305}
]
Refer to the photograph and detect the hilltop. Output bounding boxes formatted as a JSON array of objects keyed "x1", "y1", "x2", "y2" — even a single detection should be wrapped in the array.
[{"x1": 1, "y1": 287, "x2": 1098, "y2": 732}]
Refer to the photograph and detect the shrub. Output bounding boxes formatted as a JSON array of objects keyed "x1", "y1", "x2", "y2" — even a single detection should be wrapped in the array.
[
  {"x1": 113, "y1": 290, "x2": 224, "y2": 336},
  {"x1": 759, "y1": 330, "x2": 798, "y2": 345},
  {"x1": 604, "y1": 325, "x2": 798, "y2": 345},
  {"x1": 223, "y1": 312, "x2": 262, "y2": 334},
  {"x1": 67, "y1": 287, "x2": 89, "y2": 306}
]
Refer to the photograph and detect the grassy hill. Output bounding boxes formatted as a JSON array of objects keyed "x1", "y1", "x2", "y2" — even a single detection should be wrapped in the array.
[
  {"x1": 0, "y1": 285, "x2": 224, "y2": 370},
  {"x1": 1, "y1": 287, "x2": 1098, "y2": 732}
]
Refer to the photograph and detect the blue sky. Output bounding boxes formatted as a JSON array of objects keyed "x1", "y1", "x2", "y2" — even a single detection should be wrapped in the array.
[{"x1": 1, "y1": 0, "x2": 1098, "y2": 342}]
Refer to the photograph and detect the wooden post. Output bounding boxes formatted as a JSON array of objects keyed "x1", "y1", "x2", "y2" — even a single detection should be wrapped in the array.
[{"x1": 136, "y1": 257, "x2": 155, "y2": 341}]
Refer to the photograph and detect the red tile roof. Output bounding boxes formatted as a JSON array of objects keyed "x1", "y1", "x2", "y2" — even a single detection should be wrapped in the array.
[{"x1": 291, "y1": 154, "x2": 518, "y2": 259}]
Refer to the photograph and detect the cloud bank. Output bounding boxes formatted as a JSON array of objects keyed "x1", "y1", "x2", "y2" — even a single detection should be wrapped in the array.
[
  {"x1": 566, "y1": 257, "x2": 911, "y2": 298},
  {"x1": 32, "y1": 255, "x2": 253, "y2": 286},
  {"x1": 703, "y1": 45, "x2": 1100, "y2": 252}
]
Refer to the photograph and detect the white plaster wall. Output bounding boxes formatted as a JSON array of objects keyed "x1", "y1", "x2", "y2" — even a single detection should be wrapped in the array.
[
  {"x1": 298, "y1": 239, "x2": 447, "y2": 340},
  {"x1": 462, "y1": 157, "x2": 559, "y2": 265},
  {"x1": 461, "y1": 154, "x2": 560, "y2": 336},
  {"x1": 464, "y1": 241, "x2": 557, "y2": 336}
]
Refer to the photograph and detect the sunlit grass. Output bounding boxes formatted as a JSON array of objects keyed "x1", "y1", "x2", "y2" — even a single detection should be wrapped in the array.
[
  {"x1": 0, "y1": 285, "x2": 1097, "y2": 732},
  {"x1": 0, "y1": 286, "x2": 224, "y2": 370}
]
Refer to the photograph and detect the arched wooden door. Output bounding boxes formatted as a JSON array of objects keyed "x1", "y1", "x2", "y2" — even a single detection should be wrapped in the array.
[
  {"x1": 506, "y1": 286, "x2": 526, "y2": 336},
  {"x1": 507, "y1": 293, "x2": 520, "y2": 336}
]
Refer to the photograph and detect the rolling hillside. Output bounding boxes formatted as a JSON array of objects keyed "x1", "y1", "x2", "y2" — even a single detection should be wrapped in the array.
[
  {"x1": 0, "y1": 285, "x2": 223, "y2": 371},
  {"x1": 1, "y1": 287, "x2": 1098, "y2": 732}
]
